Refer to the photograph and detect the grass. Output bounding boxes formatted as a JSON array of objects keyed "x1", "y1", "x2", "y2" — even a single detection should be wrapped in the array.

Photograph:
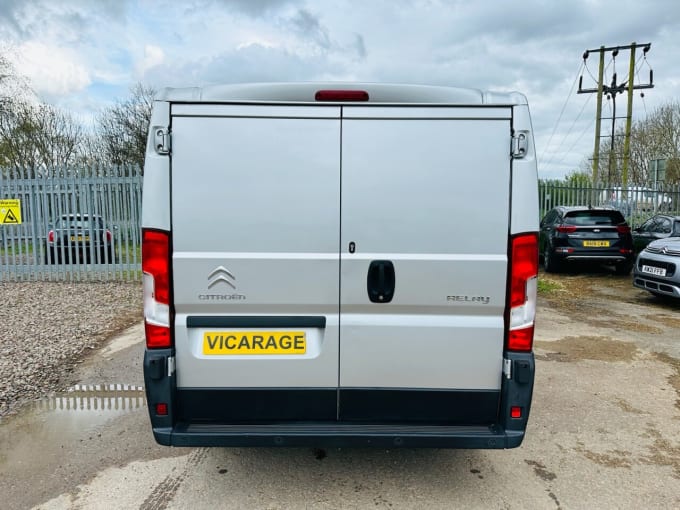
[
  {"x1": 0, "y1": 241, "x2": 35, "y2": 256},
  {"x1": 537, "y1": 277, "x2": 565, "y2": 294}
]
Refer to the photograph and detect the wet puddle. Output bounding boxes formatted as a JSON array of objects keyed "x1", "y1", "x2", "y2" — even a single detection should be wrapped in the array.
[
  {"x1": 32, "y1": 384, "x2": 146, "y2": 414},
  {"x1": 0, "y1": 383, "x2": 146, "y2": 468}
]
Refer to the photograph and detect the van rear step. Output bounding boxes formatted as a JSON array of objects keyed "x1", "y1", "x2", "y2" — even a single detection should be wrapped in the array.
[{"x1": 154, "y1": 423, "x2": 525, "y2": 449}]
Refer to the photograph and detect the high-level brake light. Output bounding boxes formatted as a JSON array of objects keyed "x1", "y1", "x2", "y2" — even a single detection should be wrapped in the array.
[
  {"x1": 506, "y1": 233, "x2": 538, "y2": 352},
  {"x1": 142, "y1": 229, "x2": 172, "y2": 349},
  {"x1": 315, "y1": 90, "x2": 369, "y2": 102}
]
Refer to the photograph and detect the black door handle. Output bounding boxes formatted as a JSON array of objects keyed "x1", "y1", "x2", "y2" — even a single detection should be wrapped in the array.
[{"x1": 367, "y1": 260, "x2": 395, "y2": 303}]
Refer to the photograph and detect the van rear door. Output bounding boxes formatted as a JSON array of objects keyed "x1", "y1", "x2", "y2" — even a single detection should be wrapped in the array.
[
  {"x1": 339, "y1": 106, "x2": 512, "y2": 423},
  {"x1": 170, "y1": 105, "x2": 341, "y2": 422}
]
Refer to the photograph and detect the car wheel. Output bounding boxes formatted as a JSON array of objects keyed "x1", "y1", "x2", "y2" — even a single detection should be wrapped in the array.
[
  {"x1": 544, "y1": 245, "x2": 561, "y2": 273},
  {"x1": 614, "y1": 261, "x2": 634, "y2": 275}
]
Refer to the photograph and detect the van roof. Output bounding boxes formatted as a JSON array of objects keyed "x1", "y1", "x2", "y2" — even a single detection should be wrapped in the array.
[{"x1": 155, "y1": 82, "x2": 528, "y2": 106}]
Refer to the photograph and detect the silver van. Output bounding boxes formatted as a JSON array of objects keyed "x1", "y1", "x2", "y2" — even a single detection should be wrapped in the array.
[{"x1": 142, "y1": 83, "x2": 539, "y2": 448}]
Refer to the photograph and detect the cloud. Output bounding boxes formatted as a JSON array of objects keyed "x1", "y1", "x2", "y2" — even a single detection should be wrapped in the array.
[
  {"x1": 213, "y1": 0, "x2": 299, "y2": 17},
  {"x1": 143, "y1": 43, "x2": 334, "y2": 88},
  {"x1": 138, "y1": 45, "x2": 165, "y2": 74},
  {"x1": 289, "y1": 9, "x2": 330, "y2": 49},
  {"x1": 11, "y1": 41, "x2": 91, "y2": 99},
  {"x1": 353, "y1": 34, "x2": 367, "y2": 60}
]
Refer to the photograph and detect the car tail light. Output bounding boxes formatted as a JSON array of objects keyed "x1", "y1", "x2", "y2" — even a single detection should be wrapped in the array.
[
  {"x1": 48, "y1": 230, "x2": 54, "y2": 243},
  {"x1": 142, "y1": 229, "x2": 172, "y2": 349},
  {"x1": 556, "y1": 225, "x2": 577, "y2": 233},
  {"x1": 106, "y1": 229, "x2": 112, "y2": 242},
  {"x1": 617, "y1": 225, "x2": 631, "y2": 234},
  {"x1": 506, "y1": 233, "x2": 538, "y2": 352},
  {"x1": 315, "y1": 90, "x2": 369, "y2": 101}
]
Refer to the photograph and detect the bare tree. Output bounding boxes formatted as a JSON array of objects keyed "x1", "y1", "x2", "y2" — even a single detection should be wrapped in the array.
[
  {"x1": 95, "y1": 83, "x2": 155, "y2": 172},
  {"x1": 0, "y1": 101, "x2": 83, "y2": 176},
  {"x1": 594, "y1": 101, "x2": 680, "y2": 186}
]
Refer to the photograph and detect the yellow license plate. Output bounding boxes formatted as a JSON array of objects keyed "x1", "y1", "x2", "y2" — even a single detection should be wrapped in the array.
[
  {"x1": 583, "y1": 240, "x2": 609, "y2": 247},
  {"x1": 70, "y1": 235, "x2": 90, "y2": 242},
  {"x1": 203, "y1": 331, "x2": 306, "y2": 355}
]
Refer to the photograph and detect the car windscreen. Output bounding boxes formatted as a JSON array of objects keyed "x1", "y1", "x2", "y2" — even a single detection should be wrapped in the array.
[
  {"x1": 564, "y1": 211, "x2": 626, "y2": 226},
  {"x1": 56, "y1": 217, "x2": 102, "y2": 229}
]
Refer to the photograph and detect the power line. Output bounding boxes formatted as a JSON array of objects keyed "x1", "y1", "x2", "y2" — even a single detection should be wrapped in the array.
[
  {"x1": 539, "y1": 61, "x2": 584, "y2": 166},
  {"x1": 543, "y1": 93, "x2": 593, "y2": 170},
  {"x1": 552, "y1": 117, "x2": 597, "y2": 169}
]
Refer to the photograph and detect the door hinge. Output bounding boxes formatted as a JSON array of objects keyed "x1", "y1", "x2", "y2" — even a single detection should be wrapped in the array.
[
  {"x1": 512, "y1": 132, "x2": 528, "y2": 159},
  {"x1": 503, "y1": 358, "x2": 512, "y2": 379},
  {"x1": 154, "y1": 126, "x2": 171, "y2": 155}
]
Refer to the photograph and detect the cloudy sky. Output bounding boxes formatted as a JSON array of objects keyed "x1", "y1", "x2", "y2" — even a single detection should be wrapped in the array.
[{"x1": 1, "y1": 0, "x2": 678, "y2": 179}]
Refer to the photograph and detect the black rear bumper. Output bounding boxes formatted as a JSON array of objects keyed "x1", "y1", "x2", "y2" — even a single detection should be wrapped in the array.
[
  {"x1": 152, "y1": 423, "x2": 525, "y2": 449},
  {"x1": 144, "y1": 350, "x2": 534, "y2": 449}
]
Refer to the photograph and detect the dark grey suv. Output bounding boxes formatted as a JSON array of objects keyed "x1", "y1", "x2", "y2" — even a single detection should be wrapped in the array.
[{"x1": 539, "y1": 206, "x2": 634, "y2": 274}]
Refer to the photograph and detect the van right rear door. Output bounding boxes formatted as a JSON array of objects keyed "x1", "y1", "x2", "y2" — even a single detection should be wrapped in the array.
[{"x1": 338, "y1": 106, "x2": 513, "y2": 424}]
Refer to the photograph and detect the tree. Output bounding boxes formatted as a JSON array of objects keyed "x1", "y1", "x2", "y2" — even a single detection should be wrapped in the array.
[
  {"x1": 94, "y1": 83, "x2": 155, "y2": 171},
  {"x1": 0, "y1": 101, "x2": 83, "y2": 176},
  {"x1": 594, "y1": 100, "x2": 680, "y2": 186}
]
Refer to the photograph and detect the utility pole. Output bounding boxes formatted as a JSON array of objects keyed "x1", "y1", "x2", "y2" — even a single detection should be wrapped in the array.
[{"x1": 578, "y1": 43, "x2": 653, "y2": 190}]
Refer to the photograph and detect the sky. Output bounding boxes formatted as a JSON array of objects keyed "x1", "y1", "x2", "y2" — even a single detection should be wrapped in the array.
[{"x1": 1, "y1": 0, "x2": 679, "y2": 180}]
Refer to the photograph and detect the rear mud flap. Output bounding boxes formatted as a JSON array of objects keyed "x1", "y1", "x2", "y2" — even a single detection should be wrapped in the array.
[
  {"x1": 143, "y1": 349, "x2": 176, "y2": 445},
  {"x1": 500, "y1": 351, "x2": 535, "y2": 446}
]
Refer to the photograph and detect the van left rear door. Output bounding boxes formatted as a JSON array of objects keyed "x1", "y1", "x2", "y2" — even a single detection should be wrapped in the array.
[{"x1": 170, "y1": 104, "x2": 341, "y2": 423}]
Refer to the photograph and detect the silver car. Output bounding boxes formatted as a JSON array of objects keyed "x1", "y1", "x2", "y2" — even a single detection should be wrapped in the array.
[{"x1": 633, "y1": 237, "x2": 680, "y2": 298}]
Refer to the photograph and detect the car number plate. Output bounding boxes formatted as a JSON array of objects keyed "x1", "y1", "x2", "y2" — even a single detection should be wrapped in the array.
[
  {"x1": 641, "y1": 265, "x2": 666, "y2": 277},
  {"x1": 70, "y1": 235, "x2": 90, "y2": 242},
  {"x1": 583, "y1": 240, "x2": 610, "y2": 247},
  {"x1": 203, "y1": 331, "x2": 306, "y2": 355}
]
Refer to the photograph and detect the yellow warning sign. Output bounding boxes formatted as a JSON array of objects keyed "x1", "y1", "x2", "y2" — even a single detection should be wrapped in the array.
[{"x1": 0, "y1": 199, "x2": 21, "y2": 225}]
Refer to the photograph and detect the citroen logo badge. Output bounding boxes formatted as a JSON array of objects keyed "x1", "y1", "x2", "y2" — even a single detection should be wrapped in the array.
[{"x1": 208, "y1": 266, "x2": 236, "y2": 289}]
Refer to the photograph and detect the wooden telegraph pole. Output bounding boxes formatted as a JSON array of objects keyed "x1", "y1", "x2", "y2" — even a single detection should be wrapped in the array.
[{"x1": 578, "y1": 43, "x2": 653, "y2": 190}]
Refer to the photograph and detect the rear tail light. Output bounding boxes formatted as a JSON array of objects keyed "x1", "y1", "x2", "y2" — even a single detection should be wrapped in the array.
[
  {"x1": 616, "y1": 225, "x2": 631, "y2": 234},
  {"x1": 556, "y1": 225, "x2": 577, "y2": 233},
  {"x1": 142, "y1": 229, "x2": 172, "y2": 348},
  {"x1": 106, "y1": 229, "x2": 112, "y2": 242},
  {"x1": 506, "y1": 233, "x2": 538, "y2": 352},
  {"x1": 48, "y1": 230, "x2": 54, "y2": 243}
]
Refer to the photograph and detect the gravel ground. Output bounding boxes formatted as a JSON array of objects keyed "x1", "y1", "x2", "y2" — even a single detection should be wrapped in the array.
[{"x1": 0, "y1": 281, "x2": 141, "y2": 416}]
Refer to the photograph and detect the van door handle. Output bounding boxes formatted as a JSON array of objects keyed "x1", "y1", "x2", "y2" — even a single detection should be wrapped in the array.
[{"x1": 367, "y1": 260, "x2": 395, "y2": 303}]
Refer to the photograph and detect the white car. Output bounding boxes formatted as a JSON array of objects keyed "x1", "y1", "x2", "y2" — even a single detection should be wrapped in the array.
[{"x1": 633, "y1": 237, "x2": 680, "y2": 298}]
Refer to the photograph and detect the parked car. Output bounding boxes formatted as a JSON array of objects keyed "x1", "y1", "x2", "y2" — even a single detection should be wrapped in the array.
[
  {"x1": 633, "y1": 237, "x2": 680, "y2": 298},
  {"x1": 540, "y1": 206, "x2": 634, "y2": 274},
  {"x1": 632, "y1": 214, "x2": 680, "y2": 253},
  {"x1": 45, "y1": 214, "x2": 115, "y2": 264},
  {"x1": 601, "y1": 186, "x2": 672, "y2": 212}
]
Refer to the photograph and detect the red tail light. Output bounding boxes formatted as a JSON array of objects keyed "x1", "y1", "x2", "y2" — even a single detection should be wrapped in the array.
[
  {"x1": 106, "y1": 229, "x2": 112, "y2": 242},
  {"x1": 507, "y1": 233, "x2": 538, "y2": 352},
  {"x1": 315, "y1": 90, "x2": 369, "y2": 101},
  {"x1": 142, "y1": 229, "x2": 172, "y2": 348},
  {"x1": 48, "y1": 230, "x2": 54, "y2": 243},
  {"x1": 616, "y1": 225, "x2": 631, "y2": 234},
  {"x1": 556, "y1": 225, "x2": 577, "y2": 233}
]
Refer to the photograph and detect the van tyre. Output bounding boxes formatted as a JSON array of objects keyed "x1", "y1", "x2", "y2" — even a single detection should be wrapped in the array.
[{"x1": 544, "y1": 245, "x2": 561, "y2": 273}]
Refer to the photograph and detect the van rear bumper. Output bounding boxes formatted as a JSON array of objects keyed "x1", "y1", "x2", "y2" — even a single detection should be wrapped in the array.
[
  {"x1": 152, "y1": 423, "x2": 526, "y2": 449},
  {"x1": 144, "y1": 350, "x2": 534, "y2": 450}
]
